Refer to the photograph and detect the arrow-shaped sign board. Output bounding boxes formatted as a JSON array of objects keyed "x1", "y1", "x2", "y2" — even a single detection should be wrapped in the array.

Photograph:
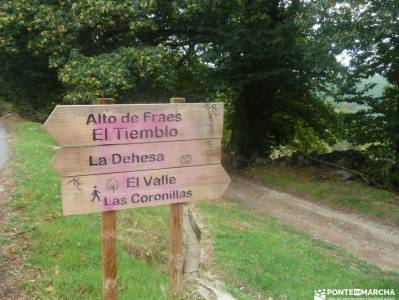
[
  {"x1": 62, "y1": 165, "x2": 230, "y2": 215},
  {"x1": 44, "y1": 103, "x2": 230, "y2": 216},
  {"x1": 52, "y1": 139, "x2": 222, "y2": 177},
  {"x1": 44, "y1": 103, "x2": 224, "y2": 147}
]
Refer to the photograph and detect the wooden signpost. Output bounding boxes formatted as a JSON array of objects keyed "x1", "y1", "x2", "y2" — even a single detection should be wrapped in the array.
[
  {"x1": 44, "y1": 103, "x2": 224, "y2": 147},
  {"x1": 52, "y1": 139, "x2": 222, "y2": 177},
  {"x1": 44, "y1": 98, "x2": 230, "y2": 299}
]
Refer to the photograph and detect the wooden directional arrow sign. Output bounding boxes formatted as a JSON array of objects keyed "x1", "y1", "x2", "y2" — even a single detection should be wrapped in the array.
[
  {"x1": 44, "y1": 102, "x2": 230, "y2": 216},
  {"x1": 52, "y1": 139, "x2": 221, "y2": 177},
  {"x1": 44, "y1": 103, "x2": 224, "y2": 147},
  {"x1": 61, "y1": 165, "x2": 230, "y2": 215}
]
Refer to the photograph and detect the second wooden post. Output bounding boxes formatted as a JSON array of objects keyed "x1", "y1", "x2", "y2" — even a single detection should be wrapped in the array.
[
  {"x1": 97, "y1": 98, "x2": 118, "y2": 300},
  {"x1": 169, "y1": 97, "x2": 186, "y2": 297}
]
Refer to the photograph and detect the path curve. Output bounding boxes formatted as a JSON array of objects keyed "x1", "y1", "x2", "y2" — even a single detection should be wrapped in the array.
[
  {"x1": 225, "y1": 176, "x2": 399, "y2": 273},
  {"x1": 0, "y1": 122, "x2": 29, "y2": 300},
  {"x1": 0, "y1": 122, "x2": 9, "y2": 204}
]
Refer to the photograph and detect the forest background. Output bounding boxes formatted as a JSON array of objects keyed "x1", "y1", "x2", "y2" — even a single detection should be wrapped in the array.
[{"x1": 0, "y1": 0, "x2": 398, "y2": 189}]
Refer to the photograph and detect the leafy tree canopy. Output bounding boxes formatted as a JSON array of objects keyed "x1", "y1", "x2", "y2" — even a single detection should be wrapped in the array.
[
  {"x1": 193, "y1": 0, "x2": 342, "y2": 158},
  {"x1": 1, "y1": 0, "x2": 342, "y2": 159},
  {"x1": 317, "y1": 0, "x2": 399, "y2": 166},
  {"x1": 0, "y1": 0, "x2": 212, "y2": 109}
]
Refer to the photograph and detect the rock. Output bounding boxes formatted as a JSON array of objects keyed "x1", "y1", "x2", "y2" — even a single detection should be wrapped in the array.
[
  {"x1": 183, "y1": 205, "x2": 201, "y2": 275},
  {"x1": 328, "y1": 170, "x2": 354, "y2": 181},
  {"x1": 292, "y1": 152, "x2": 311, "y2": 166},
  {"x1": 196, "y1": 276, "x2": 237, "y2": 300},
  {"x1": 233, "y1": 156, "x2": 250, "y2": 169},
  {"x1": 315, "y1": 150, "x2": 369, "y2": 169},
  {"x1": 254, "y1": 157, "x2": 268, "y2": 165}
]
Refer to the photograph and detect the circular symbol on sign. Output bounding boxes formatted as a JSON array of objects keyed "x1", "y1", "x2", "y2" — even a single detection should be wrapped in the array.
[
  {"x1": 106, "y1": 178, "x2": 119, "y2": 193},
  {"x1": 180, "y1": 154, "x2": 192, "y2": 165}
]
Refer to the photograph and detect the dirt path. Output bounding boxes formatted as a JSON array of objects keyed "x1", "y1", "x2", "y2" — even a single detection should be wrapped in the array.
[
  {"x1": 0, "y1": 122, "x2": 29, "y2": 300},
  {"x1": 225, "y1": 176, "x2": 399, "y2": 273},
  {"x1": 0, "y1": 125, "x2": 9, "y2": 194}
]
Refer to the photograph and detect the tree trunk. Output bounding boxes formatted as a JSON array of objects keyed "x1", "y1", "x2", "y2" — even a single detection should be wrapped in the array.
[{"x1": 231, "y1": 82, "x2": 273, "y2": 161}]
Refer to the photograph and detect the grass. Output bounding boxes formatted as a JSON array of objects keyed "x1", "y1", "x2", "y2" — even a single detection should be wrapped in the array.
[
  {"x1": 198, "y1": 199, "x2": 399, "y2": 300},
  {"x1": 242, "y1": 165, "x2": 399, "y2": 225},
  {"x1": 3, "y1": 121, "x2": 399, "y2": 300},
  {"x1": 0, "y1": 99, "x2": 14, "y2": 116},
  {"x1": 6, "y1": 122, "x2": 169, "y2": 299}
]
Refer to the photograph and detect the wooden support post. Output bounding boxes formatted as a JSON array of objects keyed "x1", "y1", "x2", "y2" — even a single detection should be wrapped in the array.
[
  {"x1": 96, "y1": 98, "x2": 118, "y2": 300},
  {"x1": 169, "y1": 97, "x2": 185, "y2": 297}
]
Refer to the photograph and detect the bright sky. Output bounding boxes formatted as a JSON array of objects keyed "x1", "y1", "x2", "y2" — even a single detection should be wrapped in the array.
[{"x1": 336, "y1": 50, "x2": 351, "y2": 66}]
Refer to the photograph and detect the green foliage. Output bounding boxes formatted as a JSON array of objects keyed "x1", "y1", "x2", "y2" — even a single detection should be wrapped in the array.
[
  {"x1": 318, "y1": 0, "x2": 399, "y2": 167},
  {"x1": 0, "y1": 0, "x2": 342, "y2": 157},
  {"x1": 290, "y1": 122, "x2": 330, "y2": 154},
  {"x1": 0, "y1": 99, "x2": 14, "y2": 116},
  {"x1": 266, "y1": 96, "x2": 339, "y2": 154},
  {"x1": 345, "y1": 86, "x2": 398, "y2": 163},
  {"x1": 0, "y1": 0, "x2": 211, "y2": 110},
  {"x1": 343, "y1": 86, "x2": 399, "y2": 188},
  {"x1": 193, "y1": 0, "x2": 342, "y2": 158},
  {"x1": 59, "y1": 47, "x2": 178, "y2": 103}
]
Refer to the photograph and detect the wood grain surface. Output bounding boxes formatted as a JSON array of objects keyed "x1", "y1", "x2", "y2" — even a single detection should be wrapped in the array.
[
  {"x1": 61, "y1": 164, "x2": 230, "y2": 215},
  {"x1": 53, "y1": 139, "x2": 221, "y2": 177},
  {"x1": 44, "y1": 103, "x2": 224, "y2": 147}
]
